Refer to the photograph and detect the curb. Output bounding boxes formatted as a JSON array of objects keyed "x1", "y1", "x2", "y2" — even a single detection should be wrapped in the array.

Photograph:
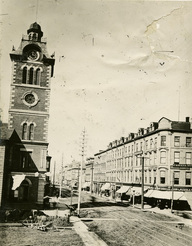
[{"x1": 71, "y1": 216, "x2": 108, "y2": 246}]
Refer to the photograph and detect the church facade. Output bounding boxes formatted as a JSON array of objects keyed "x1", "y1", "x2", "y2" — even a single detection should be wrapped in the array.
[{"x1": 0, "y1": 22, "x2": 54, "y2": 209}]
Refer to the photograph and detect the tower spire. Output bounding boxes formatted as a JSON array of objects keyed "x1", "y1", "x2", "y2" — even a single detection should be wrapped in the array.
[{"x1": 36, "y1": 0, "x2": 39, "y2": 22}]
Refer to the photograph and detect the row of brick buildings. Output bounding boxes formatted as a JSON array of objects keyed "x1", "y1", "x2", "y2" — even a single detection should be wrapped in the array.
[{"x1": 82, "y1": 117, "x2": 192, "y2": 208}]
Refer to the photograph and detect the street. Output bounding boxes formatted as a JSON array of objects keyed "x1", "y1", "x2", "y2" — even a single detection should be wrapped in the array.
[
  {"x1": 49, "y1": 190, "x2": 192, "y2": 245},
  {"x1": 1, "y1": 190, "x2": 192, "y2": 246},
  {"x1": 81, "y1": 205, "x2": 192, "y2": 246}
]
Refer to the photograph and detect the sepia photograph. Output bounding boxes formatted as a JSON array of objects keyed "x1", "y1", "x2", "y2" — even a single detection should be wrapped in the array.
[{"x1": 0, "y1": 0, "x2": 192, "y2": 245}]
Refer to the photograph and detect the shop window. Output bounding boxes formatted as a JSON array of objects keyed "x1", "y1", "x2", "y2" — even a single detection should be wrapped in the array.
[
  {"x1": 161, "y1": 136, "x2": 166, "y2": 146},
  {"x1": 174, "y1": 136, "x2": 180, "y2": 147},
  {"x1": 174, "y1": 152, "x2": 180, "y2": 164},
  {"x1": 186, "y1": 172, "x2": 191, "y2": 185},
  {"x1": 174, "y1": 172, "x2": 180, "y2": 185}
]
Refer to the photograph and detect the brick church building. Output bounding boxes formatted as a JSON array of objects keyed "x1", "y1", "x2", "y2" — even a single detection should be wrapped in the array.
[{"x1": 0, "y1": 22, "x2": 55, "y2": 209}]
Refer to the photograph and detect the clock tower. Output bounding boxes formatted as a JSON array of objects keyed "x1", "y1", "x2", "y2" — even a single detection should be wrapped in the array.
[{"x1": 7, "y1": 22, "x2": 55, "y2": 207}]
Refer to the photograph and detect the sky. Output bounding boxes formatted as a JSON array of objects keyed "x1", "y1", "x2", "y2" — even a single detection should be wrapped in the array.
[{"x1": 1, "y1": 0, "x2": 192, "y2": 169}]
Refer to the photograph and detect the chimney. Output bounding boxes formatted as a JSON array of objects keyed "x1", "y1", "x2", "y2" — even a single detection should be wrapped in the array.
[{"x1": 186, "y1": 117, "x2": 190, "y2": 122}]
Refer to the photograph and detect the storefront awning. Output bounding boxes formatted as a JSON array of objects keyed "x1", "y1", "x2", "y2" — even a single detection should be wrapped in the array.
[
  {"x1": 101, "y1": 183, "x2": 111, "y2": 191},
  {"x1": 126, "y1": 187, "x2": 149, "y2": 196},
  {"x1": 116, "y1": 186, "x2": 130, "y2": 193},
  {"x1": 144, "y1": 190, "x2": 187, "y2": 201},
  {"x1": 184, "y1": 192, "x2": 192, "y2": 209}
]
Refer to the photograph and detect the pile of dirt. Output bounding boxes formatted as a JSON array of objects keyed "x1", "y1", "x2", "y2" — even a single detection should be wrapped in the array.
[{"x1": 0, "y1": 209, "x2": 31, "y2": 222}]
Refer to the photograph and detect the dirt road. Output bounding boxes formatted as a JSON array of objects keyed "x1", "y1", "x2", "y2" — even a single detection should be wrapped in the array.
[{"x1": 81, "y1": 206, "x2": 192, "y2": 246}]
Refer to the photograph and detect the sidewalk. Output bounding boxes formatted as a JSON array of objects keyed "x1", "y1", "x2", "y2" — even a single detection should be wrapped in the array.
[{"x1": 71, "y1": 216, "x2": 108, "y2": 246}]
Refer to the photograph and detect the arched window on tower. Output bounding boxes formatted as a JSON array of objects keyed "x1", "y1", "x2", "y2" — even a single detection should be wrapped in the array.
[
  {"x1": 22, "y1": 67, "x2": 27, "y2": 84},
  {"x1": 29, "y1": 123, "x2": 34, "y2": 140},
  {"x1": 35, "y1": 68, "x2": 41, "y2": 85},
  {"x1": 29, "y1": 67, "x2": 34, "y2": 84},
  {"x1": 22, "y1": 123, "x2": 27, "y2": 140}
]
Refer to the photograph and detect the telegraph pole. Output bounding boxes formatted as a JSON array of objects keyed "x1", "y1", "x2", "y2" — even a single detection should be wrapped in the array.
[
  {"x1": 171, "y1": 172, "x2": 174, "y2": 213},
  {"x1": 141, "y1": 156, "x2": 144, "y2": 209},
  {"x1": 53, "y1": 161, "x2": 56, "y2": 185},
  {"x1": 59, "y1": 153, "x2": 64, "y2": 198},
  {"x1": 77, "y1": 129, "x2": 86, "y2": 216}
]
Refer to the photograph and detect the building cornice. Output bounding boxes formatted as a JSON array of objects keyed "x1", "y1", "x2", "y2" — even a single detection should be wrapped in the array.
[
  {"x1": 11, "y1": 83, "x2": 50, "y2": 90},
  {"x1": 95, "y1": 128, "x2": 192, "y2": 156}
]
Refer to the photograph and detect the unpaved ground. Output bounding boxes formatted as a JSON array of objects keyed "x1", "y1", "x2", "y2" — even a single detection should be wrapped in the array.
[
  {"x1": 0, "y1": 226, "x2": 84, "y2": 246},
  {"x1": 81, "y1": 206, "x2": 192, "y2": 246}
]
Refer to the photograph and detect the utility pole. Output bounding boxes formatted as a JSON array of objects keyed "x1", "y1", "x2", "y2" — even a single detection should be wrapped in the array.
[
  {"x1": 53, "y1": 161, "x2": 56, "y2": 185},
  {"x1": 91, "y1": 160, "x2": 94, "y2": 194},
  {"x1": 141, "y1": 156, "x2": 144, "y2": 209},
  {"x1": 59, "y1": 154, "x2": 64, "y2": 198},
  {"x1": 77, "y1": 129, "x2": 86, "y2": 216},
  {"x1": 178, "y1": 85, "x2": 181, "y2": 121},
  {"x1": 171, "y1": 172, "x2": 174, "y2": 213}
]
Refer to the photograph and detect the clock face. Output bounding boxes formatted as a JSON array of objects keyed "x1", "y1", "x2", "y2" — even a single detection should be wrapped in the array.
[
  {"x1": 28, "y1": 50, "x2": 40, "y2": 61},
  {"x1": 25, "y1": 93, "x2": 35, "y2": 104}
]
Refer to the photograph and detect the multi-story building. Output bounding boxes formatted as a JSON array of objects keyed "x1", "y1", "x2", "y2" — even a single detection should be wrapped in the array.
[
  {"x1": 0, "y1": 22, "x2": 54, "y2": 209},
  {"x1": 65, "y1": 160, "x2": 85, "y2": 190},
  {"x1": 84, "y1": 157, "x2": 94, "y2": 192},
  {"x1": 94, "y1": 117, "x2": 192, "y2": 197}
]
